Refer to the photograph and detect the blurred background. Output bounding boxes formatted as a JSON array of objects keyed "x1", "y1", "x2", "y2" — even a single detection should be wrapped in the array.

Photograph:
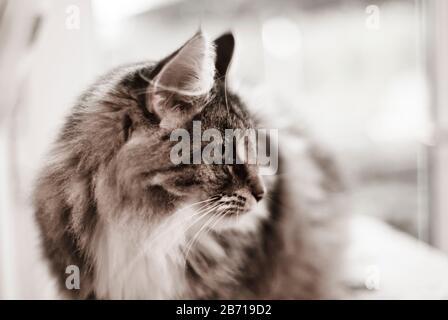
[{"x1": 1, "y1": 0, "x2": 448, "y2": 299}]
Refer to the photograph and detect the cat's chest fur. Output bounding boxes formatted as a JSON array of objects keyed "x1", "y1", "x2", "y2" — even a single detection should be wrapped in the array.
[
  {"x1": 89, "y1": 208, "x2": 228, "y2": 299},
  {"x1": 91, "y1": 218, "x2": 185, "y2": 299}
]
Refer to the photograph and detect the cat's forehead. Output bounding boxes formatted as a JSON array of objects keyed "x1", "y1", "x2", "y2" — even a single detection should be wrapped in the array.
[{"x1": 200, "y1": 87, "x2": 253, "y2": 130}]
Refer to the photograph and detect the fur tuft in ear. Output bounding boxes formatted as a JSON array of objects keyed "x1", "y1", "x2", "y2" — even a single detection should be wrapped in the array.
[{"x1": 148, "y1": 31, "x2": 216, "y2": 129}]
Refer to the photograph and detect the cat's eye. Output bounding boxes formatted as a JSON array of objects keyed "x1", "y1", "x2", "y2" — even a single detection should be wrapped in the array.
[{"x1": 232, "y1": 164, "x2": 248, "y2": 180}]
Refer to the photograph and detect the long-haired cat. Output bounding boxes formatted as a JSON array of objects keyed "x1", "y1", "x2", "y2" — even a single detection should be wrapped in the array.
[{"x1": 34, "y1": 31, "x2": 345, "y2": 299}]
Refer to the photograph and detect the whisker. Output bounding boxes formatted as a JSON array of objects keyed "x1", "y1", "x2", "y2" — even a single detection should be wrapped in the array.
[
  {"x1": 183, "y1": 205, "x2": 227, "y2": 264},
  {"x1": 183, "y1": 206, "x2": 223, "y2": 255},
  {"x1": 155, "y1": 201, "x2": 223, "y2": 249},
  {"x1": 137, "y1": 200, "x2": 220, "y2": 252},
  {"x1": 184, "y1": 209, "x2": 229, "y2": 265}
]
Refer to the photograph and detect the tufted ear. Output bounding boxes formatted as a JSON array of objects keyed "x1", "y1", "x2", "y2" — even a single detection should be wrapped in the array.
[
  {"x1": 147, "y1": 31, "x2": 216, "y2": 129},
  {"x1": 213, "y1": 32, "x2": 235, "y2": 80}
]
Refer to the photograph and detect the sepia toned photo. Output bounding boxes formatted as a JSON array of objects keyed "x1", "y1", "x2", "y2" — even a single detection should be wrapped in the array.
[{"x1": 0, "y1": 0, "x2": 447, "y2": 302}]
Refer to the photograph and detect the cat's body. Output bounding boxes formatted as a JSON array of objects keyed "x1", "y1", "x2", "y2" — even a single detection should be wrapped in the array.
[{"x1": 34, "y1": 32, "x2": 344, "y2": 299}]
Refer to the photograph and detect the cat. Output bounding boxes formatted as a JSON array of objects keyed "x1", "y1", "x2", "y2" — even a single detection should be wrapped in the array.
[{"x1": 34, "y1": 31, "x2": 345, "y2": 299}]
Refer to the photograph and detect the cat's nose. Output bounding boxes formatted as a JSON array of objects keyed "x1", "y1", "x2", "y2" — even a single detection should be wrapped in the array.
[{"x1": 249, "y1": 176, "x2": 265, "y2": 202}]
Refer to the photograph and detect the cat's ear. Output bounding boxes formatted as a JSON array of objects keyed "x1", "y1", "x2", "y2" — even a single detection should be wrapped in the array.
[
  {"x1": 147, "y1": 31, "x2": 216, "y2": 129},
  {"x1": 213, "y1": 32, "x2": 235, "y2": 80}
]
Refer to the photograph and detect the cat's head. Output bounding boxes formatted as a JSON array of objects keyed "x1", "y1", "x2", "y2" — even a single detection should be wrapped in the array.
[{"x1": 93, "y1": 31, "x2": 268, "y2": 226}]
